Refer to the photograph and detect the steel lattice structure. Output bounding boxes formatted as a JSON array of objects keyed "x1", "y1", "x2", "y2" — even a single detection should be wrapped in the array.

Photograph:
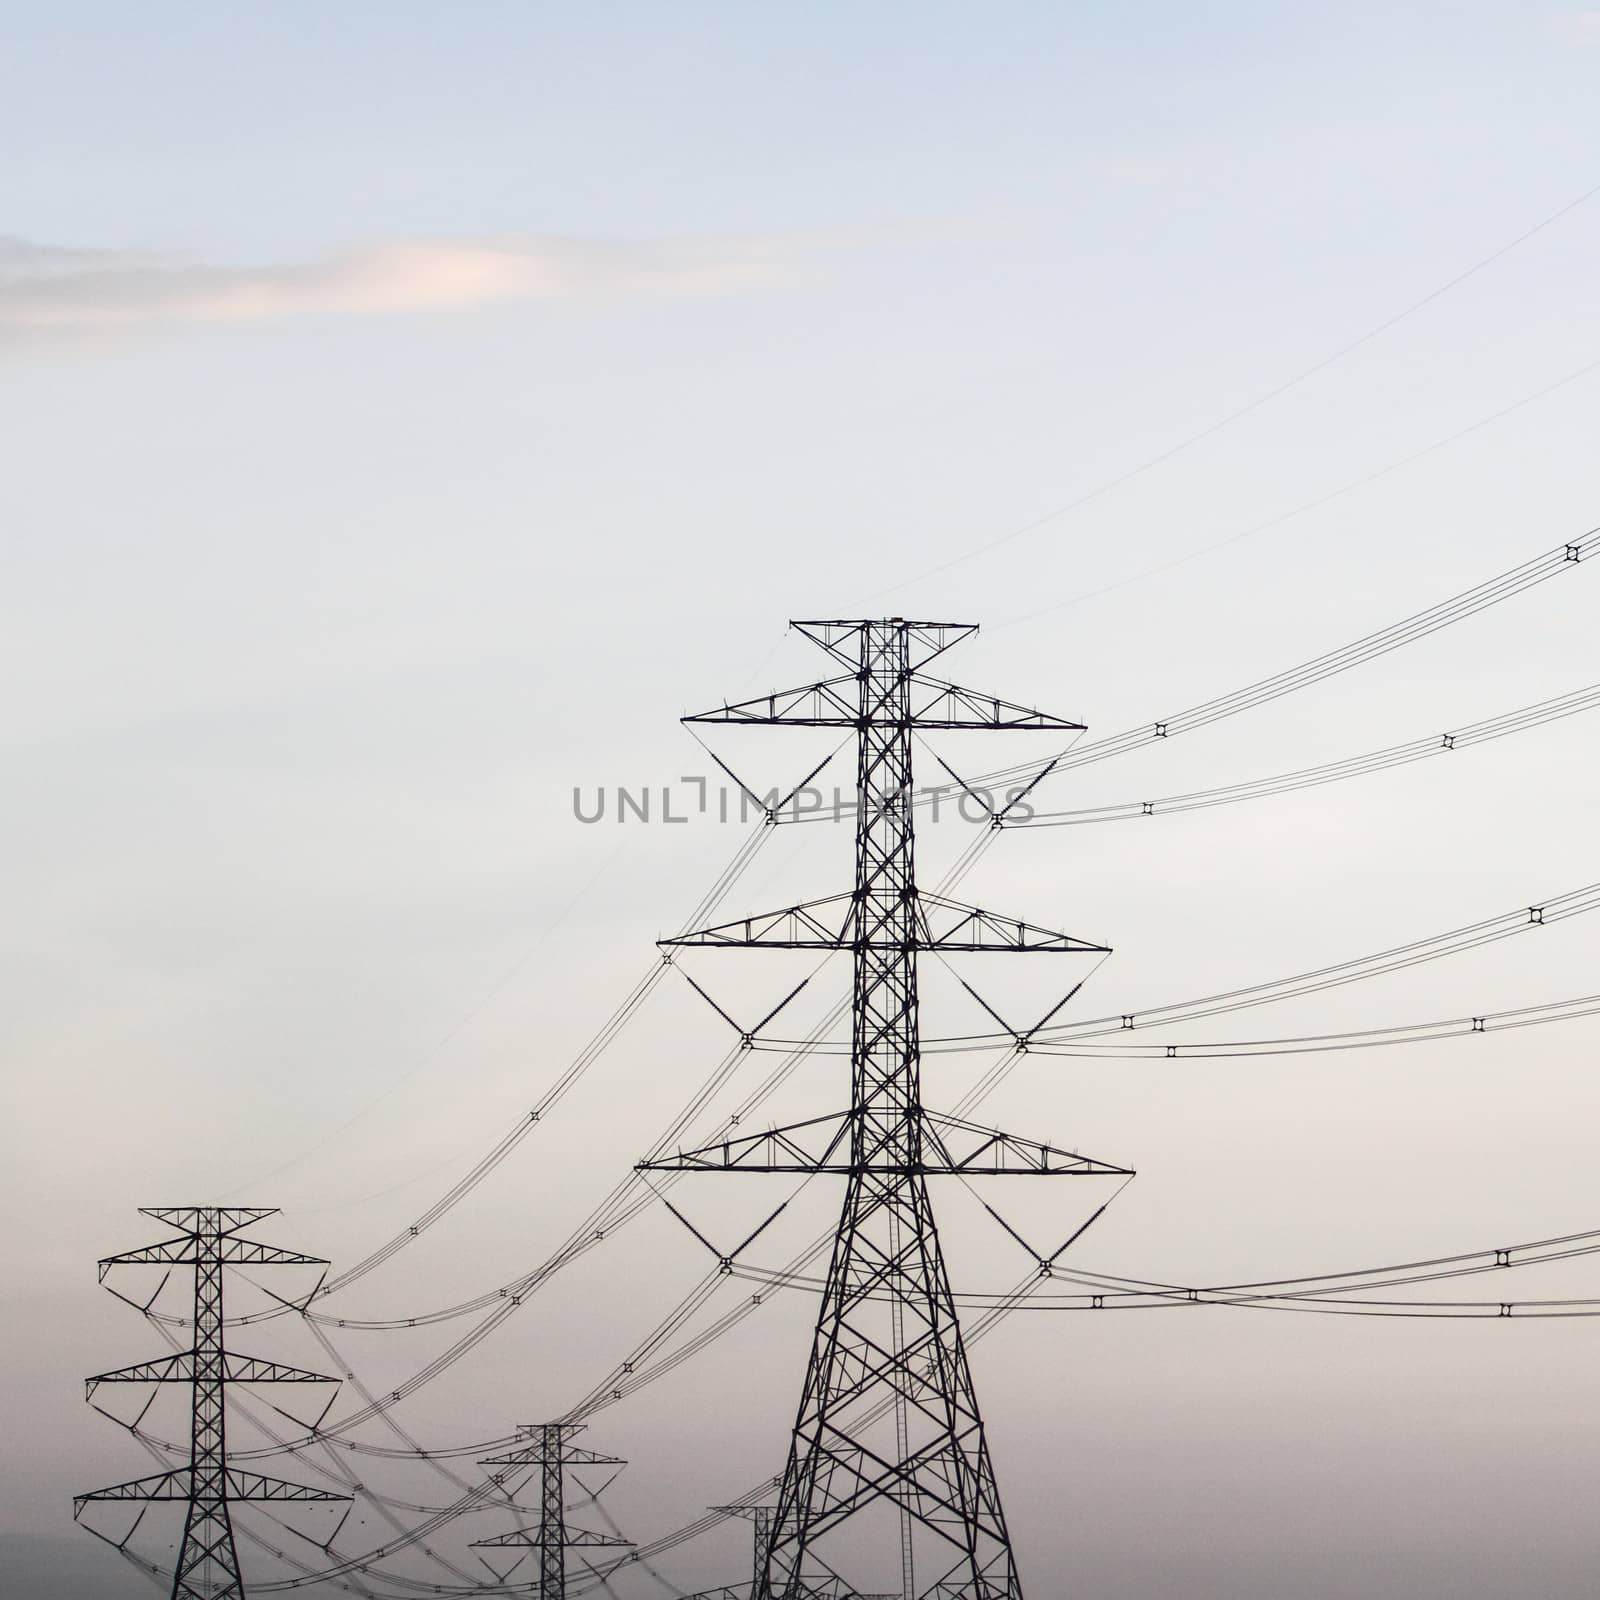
[
  {"x1": 642, "y1": 619, "x2": 1132, "y2": 1600},
  {"x1": 74, "y1": 1207, "x2": 345, "y2": 1600},
  {"x1": 684, "y1": 1505, "x2": 902, "y2": 1600},
  {"x1": 475, "y1": 1423, "x2": 631, "y2": 1598}
]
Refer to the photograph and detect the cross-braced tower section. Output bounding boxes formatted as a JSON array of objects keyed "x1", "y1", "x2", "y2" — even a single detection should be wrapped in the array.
[
  {"x1": 640, "y1": 620, "x2": 1132, "y2": 1600},
  {"x1": 74, "y1": 1207, "x2": 346, "y2": 1600}
]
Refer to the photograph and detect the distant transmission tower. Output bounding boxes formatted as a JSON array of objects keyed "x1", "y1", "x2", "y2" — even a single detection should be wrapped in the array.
[
  {"x1": 474, "y1": 1422, "x2": 632, "y2": 1598},
  {"x1": 74, "y1": 1207, "x2": 346, "y2": 1600},
  {"x1": 642, "y1": 619, "x2": 1131, "y2": 1599}
]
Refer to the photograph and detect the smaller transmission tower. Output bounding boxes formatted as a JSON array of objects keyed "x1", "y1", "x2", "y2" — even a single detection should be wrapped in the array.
[
  {"x1": 474, "y1": 1423, "x2": 632, "y2": 1598},
  {"x1": 75, "y1": 1206, "x2": 345, "y2": 1600}
]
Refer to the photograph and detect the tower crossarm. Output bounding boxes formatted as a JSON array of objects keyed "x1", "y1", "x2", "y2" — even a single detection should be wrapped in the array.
[
  {"x1": 916, "y1": 892, "x2": 1109, "y2": 953},
  {"x1": 904, "y1": 675, "x2": 1084, "y2": 731},
  {"x1": 682, "y1": 673, "x2": 1081, "y2": 731},
  {"x1": 484, "y1": 1445, "x2": 626, "y2": 1468},
  {"x1": 640, "y1": 1108, "x2": 1129, "y2": 1177},
  {"x1": 75, "y1": 1470, "x2": 347, "y2": 1509},
  {"x1": 76, "y1": 1469, "x2": 192, "y2": 1506},
  {"x1": 138, "y1": 1206, "x2": 279, "y2": 1235},
  {"x1": 86, "y1": 1352, "x2": 338, "y2": 1396},
  {"x1": 218, "y1": 1354, "x2": 340, "y2": 1384},
  {"x1": 639, "y1": 1110, "x2": 853, "y2": 1172},
  {"x1": 98, "y1": 1236, "x2": 328, "y2": 1278},
  {"x1": 921, "y1": 1110, "x2": 1133, "y2": 1175},
  {"x1": 225, "y1": 1470, "x2": 349, "y2": 1503},
  {"x1": 666, "y1": 890, "x2": 1108, "y2": 955},
  {"x1": 684, "y1": 676, "x2": 862, "y2": 727},
  {"x1": 85, "y1": 1352, "x2": 194, "y2": 1391},
  {"x1": 471, "y1": 1526, "x2": 632, "y2": 1549},
  {"x1": 664, "y1": 893, "x2": 856, "y2": 950},
  {"x1": 792, "y1": 618, "x2": 978, "y2": 672}
]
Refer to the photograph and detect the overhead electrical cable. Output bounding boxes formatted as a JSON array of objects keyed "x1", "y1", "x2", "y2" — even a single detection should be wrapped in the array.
[
  {"x1": 728, "y1": 1223, "x2": 1600, "y2": 1313},
  {"x1": 865, "y1": 175, "x2": 1600, "y2": 601},
  {"x1": 1000, "y1": 358, "x2": 1600, "y2": 628},
  {"x1": 1022, "y1": 990, "x2": 1600, "y2": 1060},
  {"x1": 978, "y1": 526, "x2": 1600, "y2": 788},
  {"x1": 317, "y1": 823, "x2": 775, "y2": 1296},
  {"x1": 1009, "y1": 680, "x2": 1600, "y2": 829},
  {"x1": 752, "y1": 876, "x2": 1600, "y2": 1056},
  {"x1": 792, "y1": 525, "x2": 1600, "y2": 830}
]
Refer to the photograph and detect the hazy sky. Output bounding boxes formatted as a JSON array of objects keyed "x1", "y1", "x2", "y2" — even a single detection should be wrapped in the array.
[{"x1": 4, "y1": 4, "x2": 1600, "y2": 1596}]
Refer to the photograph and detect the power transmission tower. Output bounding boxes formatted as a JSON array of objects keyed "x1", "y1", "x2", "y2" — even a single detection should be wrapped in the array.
[
  {"x1": 687, "y1": 1505, "x2": 899, "y2": 1600},
  {"x1": 641, "y1": 619, "x2": 1132, "y2": 1600},
  {"x1": 474, "y1": 1422, "x2": 632, "y2": 1598},
  {"x1": 74, "y1": 1206, "x2": 346, "y2": 1600}
]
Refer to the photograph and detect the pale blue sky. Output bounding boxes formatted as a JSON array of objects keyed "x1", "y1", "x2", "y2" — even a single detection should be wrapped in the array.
[{"x1": 3, "y1": 5, "x2": 1599, "y2": 1596}]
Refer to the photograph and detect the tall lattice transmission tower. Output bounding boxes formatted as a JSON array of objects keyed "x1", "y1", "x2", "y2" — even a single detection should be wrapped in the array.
[
  {"x1": 642, "y1": 620, "x2": 1131, "y2": 1599},
  {"x1": 473, "y1": 1422, "x2": 632, "y2": 1598},
  {"x1": 74, "y1": 1206, "x2": 346, "y2": 1600}
]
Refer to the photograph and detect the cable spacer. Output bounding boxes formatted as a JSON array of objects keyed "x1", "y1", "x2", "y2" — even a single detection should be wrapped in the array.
[
  {"x1": 1472, "y1": 1017, "x2": 1485, "y2": 1032},
  {"x1": 1495, "y1": 1248, "x2": 1510, "y2": 1266},
  {"x1": 1153, "y1": 721, "x2": 1169, "y2": 738},
  {"x1": 1442, "y1": 733, "x2": 1456, "y2": 749},
  {"x1": 1121, "y1": 1014, "x2": 1135, "y2": 1030},
  {"x1": 1566, "y1": 544, "x2": 1582, "y2": 562},
  {"x1": 1529, "y1": 905, "x2": 1545, "y2": 924}
]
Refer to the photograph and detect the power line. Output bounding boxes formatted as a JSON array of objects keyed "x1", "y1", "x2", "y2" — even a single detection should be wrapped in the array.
[
  {"x1": 999, "y1": 355, "x2": 1600, "y2": 628},
  {"x1": 1011, "y1": 680, "x2": 1600, "y2": 828},
  {"x1": 785, "y1": 525, "x2": 1600, "y2": 825},
  {"x1": 867, "y1": 176, "x2": 1600, "y2": 603}
]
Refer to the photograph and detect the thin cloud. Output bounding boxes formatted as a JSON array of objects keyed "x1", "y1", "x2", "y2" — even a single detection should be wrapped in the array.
[
  {"x1": 1094, "y1": 157, "x2": 1178, "y2": 187},
  {"x1": 0, "y1": 232, "x2": 799, "y2": 340},
  {"x1": 1551, "y1": 10, "x2": 1600, "y2": 38}
]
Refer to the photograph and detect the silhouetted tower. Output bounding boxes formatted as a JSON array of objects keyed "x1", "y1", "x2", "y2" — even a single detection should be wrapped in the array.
[
  {"x1": 474, "y1": 1423, "x2": 631, "y2": 1598},
  {"x1": 641, "y1": 621, "x2": 1131, "y2": 1599},
  {"x1": 687, "y1": 1505, "x2": 901, "y2": 1600},
  {"x1": 74, "y1": 1207, "x2": 345, "y2": 1600}
]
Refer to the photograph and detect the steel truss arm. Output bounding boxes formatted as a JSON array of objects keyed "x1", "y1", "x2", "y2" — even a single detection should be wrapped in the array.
[
  {"x1": 640, "y1": 1108, "x2": 1131, "y2": 1176},
  {"x1": 75, "y1": 1470, "x2": 348, "y2": 1509},
  {"x1": 99, "y1": 1236, "x2": 328, "y2": 1278},
  {"x1": 86, "y1": 1353, "x2": 338, "y2": 1395},
  {"x1": 666, "y1": 891, "x2": 1108, "y2": 954},
  {"x1": 473, "y1": 1527, "x2": 632, "y2": 1549},
  {"x1": 683, "y1": 672, "x2": 1081, "y2": 732},
  {"x1": 484, "y1": 1444, "x2": 624, "y2": 1468},
  {"x1": 793, "y1": 619, "x2": 978, "y2": 672}
]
